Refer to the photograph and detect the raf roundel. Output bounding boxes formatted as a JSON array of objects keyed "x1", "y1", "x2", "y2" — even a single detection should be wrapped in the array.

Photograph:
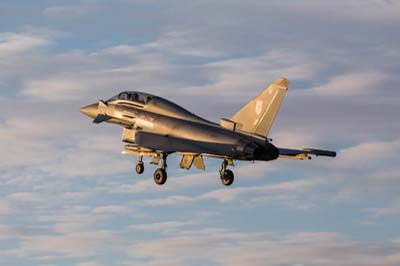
[{"x1": 255, "y1": 100, "x2": 263, "y2": 115}]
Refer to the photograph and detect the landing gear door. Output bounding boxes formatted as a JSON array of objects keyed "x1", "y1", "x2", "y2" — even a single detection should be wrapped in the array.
[
  {"x1": 180, "y1": 155, "x2": 195, "y2": 170},
  {"x1": 193, "y1": 155, "x2": 205, "y2": 170}
]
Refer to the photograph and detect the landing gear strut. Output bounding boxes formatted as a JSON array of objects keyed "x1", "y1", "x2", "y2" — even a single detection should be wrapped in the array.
[
  {"x1": 154, "y1": 153, "x2": 168, "y2": 185},
  {"x1": 220, "y1": 159, "x2": 234, "y2": 186},
  {"x1": 135, "y1": 156, "x2": 144, "y2": 174}
]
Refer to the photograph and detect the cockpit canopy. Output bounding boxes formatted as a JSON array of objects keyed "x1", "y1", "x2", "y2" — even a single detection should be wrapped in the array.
[
  {"x1": 107, "y1": 91, "x2": 214, "y2": 124},
  {"x1": 108, "y1": 91, "x2": 153, "y2": 104}
]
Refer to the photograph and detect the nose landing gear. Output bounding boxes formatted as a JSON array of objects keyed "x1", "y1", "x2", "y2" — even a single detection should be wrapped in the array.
[{"x1": 135, "y1": 156, "x2": 144, "y2": 174}]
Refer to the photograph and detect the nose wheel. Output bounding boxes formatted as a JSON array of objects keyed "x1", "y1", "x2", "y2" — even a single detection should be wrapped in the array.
[
  {"x1": 135, "y1": 156, "x2": 144, "y2": 174},
  {"x1": 135, "y1": 162, "x2": 144, "y2": 174},
  {"x1": 220, "y1": 159, "x2": 234, "y2": 186}
]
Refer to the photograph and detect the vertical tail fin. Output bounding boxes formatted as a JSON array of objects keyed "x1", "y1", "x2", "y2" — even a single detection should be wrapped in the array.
[{"x1": 230, "y1": 78, "x2": 289, "y2": 136}]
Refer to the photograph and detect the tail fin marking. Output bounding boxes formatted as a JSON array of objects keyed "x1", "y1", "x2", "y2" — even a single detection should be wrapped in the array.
[{"x1": 230, "y1": 77, "x2": 289, "y2": 136}]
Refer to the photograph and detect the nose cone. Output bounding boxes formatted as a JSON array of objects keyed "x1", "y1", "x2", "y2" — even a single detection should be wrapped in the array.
[{"x1": 80, "y1": 103, "x2": 98, "y2": 119}]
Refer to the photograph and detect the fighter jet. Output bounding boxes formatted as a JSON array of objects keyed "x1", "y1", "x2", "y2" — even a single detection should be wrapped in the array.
[{"x1": 80, "y1": 78, "x2": 336, "y2": 186}]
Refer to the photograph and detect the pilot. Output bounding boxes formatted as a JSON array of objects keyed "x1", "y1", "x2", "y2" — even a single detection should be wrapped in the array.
[{"x1": 132, "y1": 93, "x2": 139, "y2": 102}]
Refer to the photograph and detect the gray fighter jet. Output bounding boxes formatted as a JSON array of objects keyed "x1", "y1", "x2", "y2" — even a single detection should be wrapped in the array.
[{"x1": 80, "y1": 78, "x2": 336, "y2": 186}]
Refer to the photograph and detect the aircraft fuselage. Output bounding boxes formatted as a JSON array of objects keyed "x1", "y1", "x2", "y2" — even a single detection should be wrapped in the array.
[{"x1": 80, "y1": 95, "x2": 279, "y2": 161}]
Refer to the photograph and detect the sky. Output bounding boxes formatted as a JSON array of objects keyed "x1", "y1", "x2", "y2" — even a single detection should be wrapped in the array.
[{"x1": 1, "y1": 0, "x2": 400, "y2": 265}]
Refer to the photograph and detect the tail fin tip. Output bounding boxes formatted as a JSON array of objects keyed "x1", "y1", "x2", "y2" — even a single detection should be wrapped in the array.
[{"x1": 273, "y1": 77, "x2": 290, "y2": 89}]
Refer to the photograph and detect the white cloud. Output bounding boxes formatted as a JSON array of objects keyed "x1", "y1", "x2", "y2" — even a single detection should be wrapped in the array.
[
  {"x1": 0, "y1": 200, "x2": 15, "y2": 215},
  {"x1": 176, "y1": 50, "x2": 319, "y2": 98},
  {"x1": 367, "y1": 206, "x2": 400, "y2": 218},
  {"x1": 127, "y1": 230, "x2": 400, "y2": 266},
  {"x1": 53, "y1": 223, "x2": 89, "y2": 234},
  {"x1": 104, "y1": 31, "x2": 223, "y2": 58},
  {"x1": 202, "y1": 178, "x2": 322, "y2": 202},
  {"x1": 43, "y1": 2, "x2": 96, "y2": 17},
  {"x1": 299, "y1": 72, "x2": 388, "y2": 96},
  {"x1": 92, "y1": 205, "x2": 130, "y2": 214},
  {"x1": 129, "y1": 220, "x2": 199, "y2": 232},
  {"x1": 142, "y1": 178, "x2": 322, "y2": 206},
  {"x1": 14, "y1": 48, "x2": 177, "y2": 101},
  {"x1": 36, "y1": 211, "x2": 101, "y2": 224},
  {"x1": 0, "y1": 224, "x2": 20, "y2": 239},
  {"x1": 0, "y1": 33, "x2": 50, "y2": 57},
  {"x1": 20, "y1": 231, "x2": 120, "y2": 258},
  {"x1": 303, "y1": 139, "x2": 400, "y2": 199},
  {"x1": 276, "y1": 0, "x2": 400, "y2": 22},
  {"x1": 6, "y1": 192, "x2": 42, "y2": 202},
  {"x1": 21, "y1": 79, "x2": 85, "y2": 101},
  {"x1": 147, "y1": 31, "x2": 223, "y2": 57},
  {"x1": 332, "y1": 139, "x2": 400, "y2": 170},
  {"x1": 0, "y1": 111, "x2": 133, "y2": 178},
  {"x1": 76, "y1": 261, "x2": 100, "y2": 266}
]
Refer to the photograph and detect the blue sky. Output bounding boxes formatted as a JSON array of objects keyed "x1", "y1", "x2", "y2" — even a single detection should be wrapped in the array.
[{"x1": 1, "y1": 1, "x2": 400, "y2": 265}]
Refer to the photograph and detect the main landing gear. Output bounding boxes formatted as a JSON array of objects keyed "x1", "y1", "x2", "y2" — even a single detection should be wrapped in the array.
[
  {"x1": 153, "y1": 153, "x2": 167, "y2": 185},
  {"x1": 135, "y1": 154, "x2": 234, "y2": 187},
  {"x1": 134, "y1": 154, "x2": 168, "y2": 185},
  {"x1": 220, "y1": 159, "x2": 234, "y2": 186}
]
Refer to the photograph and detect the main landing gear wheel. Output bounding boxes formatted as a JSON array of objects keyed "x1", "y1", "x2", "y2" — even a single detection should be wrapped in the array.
[
  {"x1": 135, "y1": 163, "x2": 144, "y2": 174},
  {"x1": 219, "y1": 159, "x2": 234, "y2": 186},
  {"x1": 221, "y1": 169, "x2": 234, "y2": 186},
  {"x1": 153, "y1": 153, "x2": 168, "y2": 185},
  {"x1": 154, "y1": 168, "x2": 167, "y2": 185}
]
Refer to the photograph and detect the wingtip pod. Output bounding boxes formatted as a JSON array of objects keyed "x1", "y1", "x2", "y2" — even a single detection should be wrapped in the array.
[
  {"x1": 278, "y1": 147, "x2": 337, "y2": 160},
  {"x1": 273, "y1": 77, "x2": 290, "y2": 89},
  {"x1": 302, "y1": 148, "x2": 337, "y2": 158}
]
